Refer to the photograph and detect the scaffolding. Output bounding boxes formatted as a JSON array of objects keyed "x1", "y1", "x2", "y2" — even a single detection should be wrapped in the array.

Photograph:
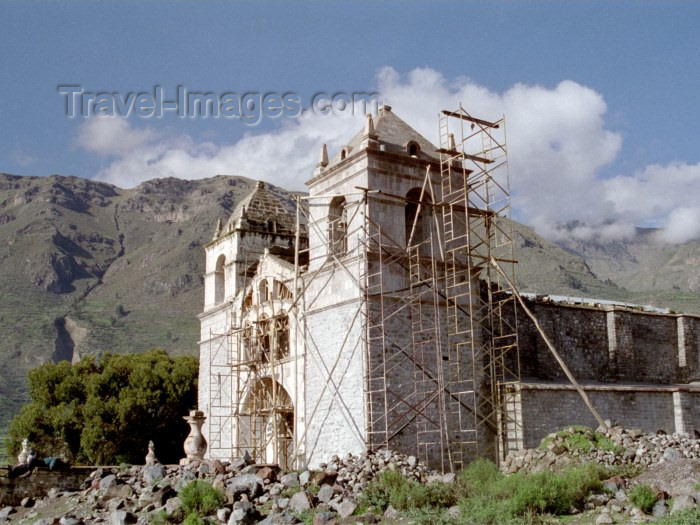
[
  {"x1": 207, "y1": 105, "x2": 521, "y2": 471},
  {"x1": 436, "y1": 105, "x2": 522, "y2": 463}
]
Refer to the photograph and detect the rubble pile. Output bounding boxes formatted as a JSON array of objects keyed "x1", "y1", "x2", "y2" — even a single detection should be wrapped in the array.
[
  {"x1": 0, "y1": 450, "x2": 443, "y2": 524},
  {"x1": 504, "y1": 424, "x2": 700, "y2": 474}
]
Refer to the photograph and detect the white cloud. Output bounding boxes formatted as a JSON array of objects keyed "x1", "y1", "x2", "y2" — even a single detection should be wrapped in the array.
[
  {"x1": 76, "y1": 67, "x2": 700, "y2": 243},
  {"x1": 76, "y1": 116, "x2": 156, "y2": 156}
]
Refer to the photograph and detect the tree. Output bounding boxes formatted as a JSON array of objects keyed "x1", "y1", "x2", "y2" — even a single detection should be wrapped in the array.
[{"x1": 7, "y1": 349, "x2": 198, "y2": 465}]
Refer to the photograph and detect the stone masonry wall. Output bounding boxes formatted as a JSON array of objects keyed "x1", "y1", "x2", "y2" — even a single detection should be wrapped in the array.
[{"x1": 520, "y1": 386, "x2": 679, "y2": 449}]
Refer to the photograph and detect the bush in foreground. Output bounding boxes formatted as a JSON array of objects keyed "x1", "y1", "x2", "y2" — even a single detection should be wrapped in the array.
[
  {"x1": 363, "y1": 458, "x2": 607, "y2": 524},
  {"x1": 180, "y1": 480, "x2": 226, "y2": 516},
  {"x1": 628, "y1": 483, "x2": 657, "y2": 513}
]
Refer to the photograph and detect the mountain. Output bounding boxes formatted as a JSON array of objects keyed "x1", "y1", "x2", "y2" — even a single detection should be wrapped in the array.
[
  {"x1": 557, "y1": 230, "x2": 700, "y2": 313},
  {"x1": 0, "y1": 172, "x2": 699, "y2": 439},
  {"x1": 0, "y1": 173, "x2": 294, "y2": 434}
]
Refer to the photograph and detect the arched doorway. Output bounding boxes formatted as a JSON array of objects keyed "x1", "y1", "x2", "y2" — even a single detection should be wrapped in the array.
[{"x1": 241, "y1": 378, "x2": 294, "y2": 468}]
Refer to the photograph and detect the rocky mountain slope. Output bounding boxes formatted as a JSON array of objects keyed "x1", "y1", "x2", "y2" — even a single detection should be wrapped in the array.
[{"x1": 1, "y1": 172, "x2": 699, "y2": 438}]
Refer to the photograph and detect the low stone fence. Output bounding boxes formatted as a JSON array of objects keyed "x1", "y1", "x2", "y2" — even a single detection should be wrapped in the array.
[{"x1": 0, "y1": 466, "x2": 94, "y2": 506}]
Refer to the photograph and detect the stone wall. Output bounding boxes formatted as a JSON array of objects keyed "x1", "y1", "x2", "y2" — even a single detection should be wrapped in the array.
[
  {"x1": 519, "y1": 383, "x2": 700, "y2": 449},
  {"x1": 516, "y1": 300, "x2": 700, "y2": 449},
  {"x1": 0, "y1": 467, "x2": 93, "y2": 506},
  {"x1": 518, "y1": 300, "x2": 700, "y2": 385}
]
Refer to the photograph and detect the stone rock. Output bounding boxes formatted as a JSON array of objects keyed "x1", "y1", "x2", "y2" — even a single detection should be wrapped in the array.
[
  {"x1": 671, "y1": 494, "x2": 696, "y2": 514},
  {"x1": 259, "y1": 510, "x2": 298, "y2": 525},
  {"x1": 217, "y1": 508, "x2": 231, "y2": 522},
  {"x1": 20, "y1": 496, "x2": 34, "y2": 507},
  {"x1": 595, "y1": 514, "x2": 614, "y2": 524},
  {"x1": 317, "y1": 484, "x2": 335, "y2": 504},
  {"x1": 164, "y1": 496, "x2": 182, "y2": 515},
  {"x1": 603, "y1": 476, "x2": 624, "y2": 492},
  {"x1": 299, "y1": 470, "x2": 311, "y2": 486},
  {"x1": 337, "y1": 499, "x2": 358, "y2": 518},
  {"x1": 153, "y1": 485, "x2": 177, "y2": 507},
  {"x1": 109, "y1": 510, "x2": 137, "y2": 525},
  {"x1": 310, "y1": 470, "x2": 338, "y2": 486},
  {"x1": 228, "y1": 473, "x2": 264, "y2": 498},
  {"x1": 229, "y1": 501, "x2": 259, "y2": 524},
  {"x1": 59, "y1": 518, "x2": 82, "y2": 525},
  {"x1": 280, "y1": 472, "x2": 300, "y2": 488},
  {"x1": 407, "y1": 455, "x2": 417, "y2": 467},
  {"x1": 0, "y1": 507, "x2": 14, "y2": 522},
  {"x1": 664, "y1": 448, "x2": 681, "y2": 462},
  {"x1": 210, "y1": 459, "x2": 226, "y2": 475},
  {"x1": 653, "y1": 500, "x2": 669, "y2": 519},
  {"x1": 257, "y1": 466, "x2": 276, "y2": 481},
  {"x1": 383, "y1": 505, "x2": 399, "y2": 520},
  {"x1": 142, "y1": 464, "x2": 166, "y2": 485},
  {"x1": 100, "y1": 474, "x2": 117, "y2": 489},
  {"x1": 312, "y1": 511, "x2": 337, "y2": 525},
  {"x1": 288, "y1": 491, "x2": 312, "y2": 513},
  {"x1": 104, "y1": 483, "x2": 134, "y2": 501}
]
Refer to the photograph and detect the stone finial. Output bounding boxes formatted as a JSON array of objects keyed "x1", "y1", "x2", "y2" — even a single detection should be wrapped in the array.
[
  {"x1": 365, "y1": 114, "x2": 375, "y2": 136},
  {"x1": 318, "y1": 144, "x2": 329, "y2": 168},
  {"x1": 315, "y1": 144, "x2": 329, "y2": 176},
  {"x1": 213, "y1": 218, "x2": 223, "y2": 240},
  {"x1": 145, "y1": 440, "x2": 158, "y2": 466},
  {"x1": 17, "y1": 438, "x2": 29, "y2": 466},
  {"x1": 448, "y1": 133, "x2": 457, "y2": 151}
]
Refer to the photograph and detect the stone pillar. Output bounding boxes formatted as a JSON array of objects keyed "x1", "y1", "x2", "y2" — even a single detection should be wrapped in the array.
[
  {"x1": 673, "y1": 391, "x2": 693, "y2": 435},
  {"x1": 677, "y1": 316, "x2": 687, "y2": 368}
]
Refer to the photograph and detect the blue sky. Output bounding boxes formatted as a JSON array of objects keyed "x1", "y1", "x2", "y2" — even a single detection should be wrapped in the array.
[{"x1": 2, "y1": 1, "x2": 700, "y2": 241}]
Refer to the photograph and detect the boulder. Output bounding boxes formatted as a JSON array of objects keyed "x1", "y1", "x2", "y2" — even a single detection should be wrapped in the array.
[
  {"x1": 228, "y1": 473, "x2": 264, "y2": 498},
  {"x1": 671, "y1": 494, "x2": 696, "y2": 514},
  {"x1": 288, "y1": 491, "x2": 311, "y2": 513},
  {"x1": 109, "y1": 510, "x2": 137, "y2": 525},
  {"x1": 337, "y1": 500, "x2": 357, "y2": 518},
  {"x1": 317, "y1": 484, "x2": 335, "y2": 504},
  {"x1": 280, "y1": 472, "x2": 300, "y2": 488},
  {"x1": 142, "y1": 464, "x2": 166, "y2": 485}
]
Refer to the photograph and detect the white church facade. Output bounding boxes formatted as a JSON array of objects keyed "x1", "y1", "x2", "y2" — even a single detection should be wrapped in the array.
[{"x1": 197, "y1": 106, "x2": 520, "y2": 471}]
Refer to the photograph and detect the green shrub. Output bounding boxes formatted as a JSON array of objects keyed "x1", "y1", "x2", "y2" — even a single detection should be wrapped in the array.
[
  {"x1": 360, "y1": 470, "x2": 457, "y2": 512},
  {"x1": 179, "y1": 480, "x2": 225, "y2": 516},
  {"x1": 539, "y1": 426, "x2": 621, "y2": 454},
  {"x1": 7, "y1": 349, "x2": 198, "y2": 464},
  {"x1": 457, "y1": 461, "x2": 604, "y2": 524},
  {"x1": 629, "y1": 484, "x2": 657, "y2": 513},
  {"x1": 183, "y1": 513, "x2": 206, "y2": 525},
  {"x1": 656, "y1": 506, "x2": 700, "y2": 524}
]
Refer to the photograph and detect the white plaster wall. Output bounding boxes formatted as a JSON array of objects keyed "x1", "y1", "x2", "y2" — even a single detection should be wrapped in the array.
[{"x1": 303, "y1": 300, "x2": 366, "y2": 468}]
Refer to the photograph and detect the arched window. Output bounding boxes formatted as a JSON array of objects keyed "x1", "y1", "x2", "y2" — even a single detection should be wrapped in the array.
[
  {"x1": 406, "y1": 141, "x2": 420, "y2": 157},
  {"x1": 275, "y1": 280, "x2": 293, "y2": 300},
  {"x1": 259, "y1": 279, "x2": 270, "y2": 304},
  {"x1": 266, "y1": 220, "x2": 277, "y2": 233},
  {"x1": 214, "y1": 254, "x2": 226, "y2": 304},
  {"x1": 275, "y1": 311, "x2": 290, "y2": 359},
  {"x1": 243, "y1": 288, "x2": 253, "y2": 311},
  {"x1": 328, "y1": 196, "x2": 348, "y2": 256},
  {"x1": 257, "y1": 314, "x2": 271, "y2": 363},
  {"x1": 405, "y1": 188, "x2": 432, "y2": 251}
]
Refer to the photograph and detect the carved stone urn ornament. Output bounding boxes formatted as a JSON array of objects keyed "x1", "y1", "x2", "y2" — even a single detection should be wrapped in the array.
[
  {"x1": 181, "y1": 409, "x2": 207, "y2": 465},
  {"x1": 145, "y1": 440, "x2": 158, "y2": 466},
  {"x1": 17, "y1": 438, "x2": 29, "y2": 465}
]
